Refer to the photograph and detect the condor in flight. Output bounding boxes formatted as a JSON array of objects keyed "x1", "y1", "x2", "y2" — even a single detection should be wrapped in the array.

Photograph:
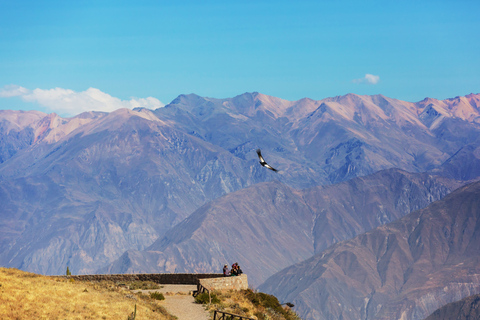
[{"x1": 256, "y1": 149, "x2": 278, "y2": 172}]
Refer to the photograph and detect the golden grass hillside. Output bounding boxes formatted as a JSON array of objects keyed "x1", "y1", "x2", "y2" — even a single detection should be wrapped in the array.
[
  {"x1": 196, "y1": 289, "x2": 301, "y2": 320},
  {"x1": 0, "y1": 268, "x2": 175, "y2": 320}
]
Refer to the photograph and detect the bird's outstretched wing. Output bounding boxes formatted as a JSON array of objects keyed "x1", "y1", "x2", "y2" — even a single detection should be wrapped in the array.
[
  {"x1": 264, "y1": 163, "x2": 278, "y2": 172},
  {"x1": 256, "y1": 148, "x2": 278, "y2": 172},
  {"x1": 256, "y1": 149, "x2": 266, "y2": 164}
]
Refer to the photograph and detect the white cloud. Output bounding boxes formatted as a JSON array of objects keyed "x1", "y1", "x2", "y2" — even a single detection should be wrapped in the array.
[
  {"x1": 0, "y1": 85, "x2": 165, "y2": 116},
  {"x1": 365, "y1": 74, "x2": 380, "y2": 84},
  {"x1": 0, "y1": 84, "x2": 30, "y2": 97},
  {"x1": 353, "y1": 74, "x2": 380, "y2": 85}
]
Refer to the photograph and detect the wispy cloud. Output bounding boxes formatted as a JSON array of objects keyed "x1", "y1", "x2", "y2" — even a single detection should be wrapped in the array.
[
  {"x1": 0, "y1": 84, "x2": 30, "y2": 97},
  {"x1": 353, "y1": 74, "x2": 380, "y2": 85},
  {"x1": 0, "y1": 85, "x2": 164, "y2": 116}
]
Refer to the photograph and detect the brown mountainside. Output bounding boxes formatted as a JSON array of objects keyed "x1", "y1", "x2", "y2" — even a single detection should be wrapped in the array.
[
  {"x1": 259, "y1": 180, "x2": 480, "y2": 320},
  {"x1": 425, "y1": 293, "x2": 480, "y2": 320}
]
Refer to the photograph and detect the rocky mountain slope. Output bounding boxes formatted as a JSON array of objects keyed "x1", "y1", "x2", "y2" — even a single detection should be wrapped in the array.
[
  {"x1": 259, "y1": 180, "x2": 480, "y2": 320},
  {"x1": 0, "y1": 92, "x2": 479, "y2": 276},
  {"x1": 102, "y1": 169, "x2": 463, "y2": 286},
  {"x1": 430, "y1": 140, "x2": 480, "y2": 181},
  {"x1": 424, "y1": 293, "x2": 480, "y2": 320},
  {"x1": 0, "y1": 109, "x2": 260, "y2": 274}
]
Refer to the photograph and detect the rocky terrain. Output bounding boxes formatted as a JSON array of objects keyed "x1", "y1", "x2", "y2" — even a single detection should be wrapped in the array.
[
  {"x1": 424, "y1": 293, "x2": 480, "y2": 320},
  {"x1": 259, "y1": 180, "x2": 480, "y2": 320}
]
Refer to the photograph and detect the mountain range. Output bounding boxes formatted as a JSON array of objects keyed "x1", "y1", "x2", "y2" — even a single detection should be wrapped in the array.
[{"x1": 1, "y1": 91, "x2": 480, "y2": 319}]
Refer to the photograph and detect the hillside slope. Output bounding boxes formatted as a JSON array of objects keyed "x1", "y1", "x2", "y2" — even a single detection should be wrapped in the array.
[
  {"x1": 424, "y1": 293, "x2": 480, "y2": 320},
  {"x1": 0, "y1": 267, "x2": 174, "y2": 319},
  {"x1": 260, "y1": 180, "x2": 480, "y2": 320}
]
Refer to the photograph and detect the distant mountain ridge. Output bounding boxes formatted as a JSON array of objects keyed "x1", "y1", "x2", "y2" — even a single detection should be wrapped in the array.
[
  {"x1": 156, "y1": 92, "x2": 480, "y2": 186},
  {"x1": 0, "y1": 91, "x2": 479, "y2": 278}
]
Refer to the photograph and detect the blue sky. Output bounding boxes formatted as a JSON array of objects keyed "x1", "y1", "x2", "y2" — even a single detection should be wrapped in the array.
[{"x1": 0, "y1": 0, "x2": 479, "y2": 116}]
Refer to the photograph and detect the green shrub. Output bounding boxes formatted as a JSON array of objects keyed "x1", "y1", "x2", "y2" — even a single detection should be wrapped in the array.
[
  {"x1": 243, "y1": 289, "x2": 300, "y2": 320},
  {"x1": 150, "y1": 291, "x2": 165, "y2": 300},
  {"x1": 194, "y1": 292, "x2": 220, "y2": 304}
]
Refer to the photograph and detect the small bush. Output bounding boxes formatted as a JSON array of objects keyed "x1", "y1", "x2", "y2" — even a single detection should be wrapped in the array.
[
  {"x1": 150, "y1": 292, "x2": 165, "y2": 300},
  {"x1": 254, "y1": 312, "x2": 266, "y2": 320},
  {"x1": 203, "y1": 288, "x2": 301, "y2": 320},
  {"x1": 194, "y1": 292, "x2": 220, "y2": 304},
  {"x1": 243, "y1": 289, "x2": 299, "y2": 319}
]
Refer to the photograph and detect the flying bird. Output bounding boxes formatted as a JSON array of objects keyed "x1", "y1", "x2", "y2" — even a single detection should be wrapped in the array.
[{"x1": 256, "y1": 149, "x2": 278, "y2": 172}]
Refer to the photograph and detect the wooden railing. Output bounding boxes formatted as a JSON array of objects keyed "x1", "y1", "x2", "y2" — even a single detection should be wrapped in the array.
[
  {"x1": 213, "y1": 310, "x2": 255, "y2": 320},
  {"x1": 193, "y1": 282, "x2": 209, "y2": 296}
]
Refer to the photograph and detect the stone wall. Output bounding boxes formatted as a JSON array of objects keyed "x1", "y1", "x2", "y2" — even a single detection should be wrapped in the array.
[
  {"x1": 58, "y1": 273, "x2": 224, "y2": 285},
  {"x1": 199, "y1": 274, "x2": 248, "y2": 291}
]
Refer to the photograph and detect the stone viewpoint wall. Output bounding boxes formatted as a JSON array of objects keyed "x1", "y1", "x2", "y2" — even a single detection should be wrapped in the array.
[
  {"x1": 60, "y1": 273, "x2": 224, "y2": 285},
  {"x1": 59, "y1": 273, "x2": 249, "y2": 291},
  {"x1": 200, "y1": 274, "x2": 248, "y2": 291}
]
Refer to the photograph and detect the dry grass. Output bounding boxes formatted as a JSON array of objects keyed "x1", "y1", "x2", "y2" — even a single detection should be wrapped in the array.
[
  {"x1": 0, "y1": 268, "x2": 175, "y2": 320},
  {"x1": 201, "y1": 289, "x2": 301, "y2": 320}
]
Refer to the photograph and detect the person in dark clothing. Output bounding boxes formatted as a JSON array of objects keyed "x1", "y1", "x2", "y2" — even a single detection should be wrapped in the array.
[
  {"x1": 236, "y1": 265, "x2": 243, "y2": 275},
  {"x1": 230, "y1": 262, "x2": 243, "y2": 276}
]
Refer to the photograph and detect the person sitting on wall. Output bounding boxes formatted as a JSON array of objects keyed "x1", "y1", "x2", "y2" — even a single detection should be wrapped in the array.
[
  {"x1": 223, "y1": 264, "x2": 231, "y2": 276},
  {"x1": 236, "y1": 265, "x2": 243, "y2": 275}
]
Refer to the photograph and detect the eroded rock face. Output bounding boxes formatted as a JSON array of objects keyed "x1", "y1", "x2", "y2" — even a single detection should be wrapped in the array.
[{"x1": 260, "y1": 180, "x2": 480, "y2": 320}]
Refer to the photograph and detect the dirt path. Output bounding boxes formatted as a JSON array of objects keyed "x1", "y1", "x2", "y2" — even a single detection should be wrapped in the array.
[{"x1": 138, "y1": 285, "x2": 210, "y2": 320}]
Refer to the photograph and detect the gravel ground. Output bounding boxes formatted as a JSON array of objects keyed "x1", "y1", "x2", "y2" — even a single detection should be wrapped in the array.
[{"x1": 137, "y1": 285, "x2": 211, "y2": 320}]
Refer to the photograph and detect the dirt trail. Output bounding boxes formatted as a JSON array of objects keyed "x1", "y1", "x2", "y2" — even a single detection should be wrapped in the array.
[{"x1": 139, "y1": 285, "x2": 210, "y2": 320}]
